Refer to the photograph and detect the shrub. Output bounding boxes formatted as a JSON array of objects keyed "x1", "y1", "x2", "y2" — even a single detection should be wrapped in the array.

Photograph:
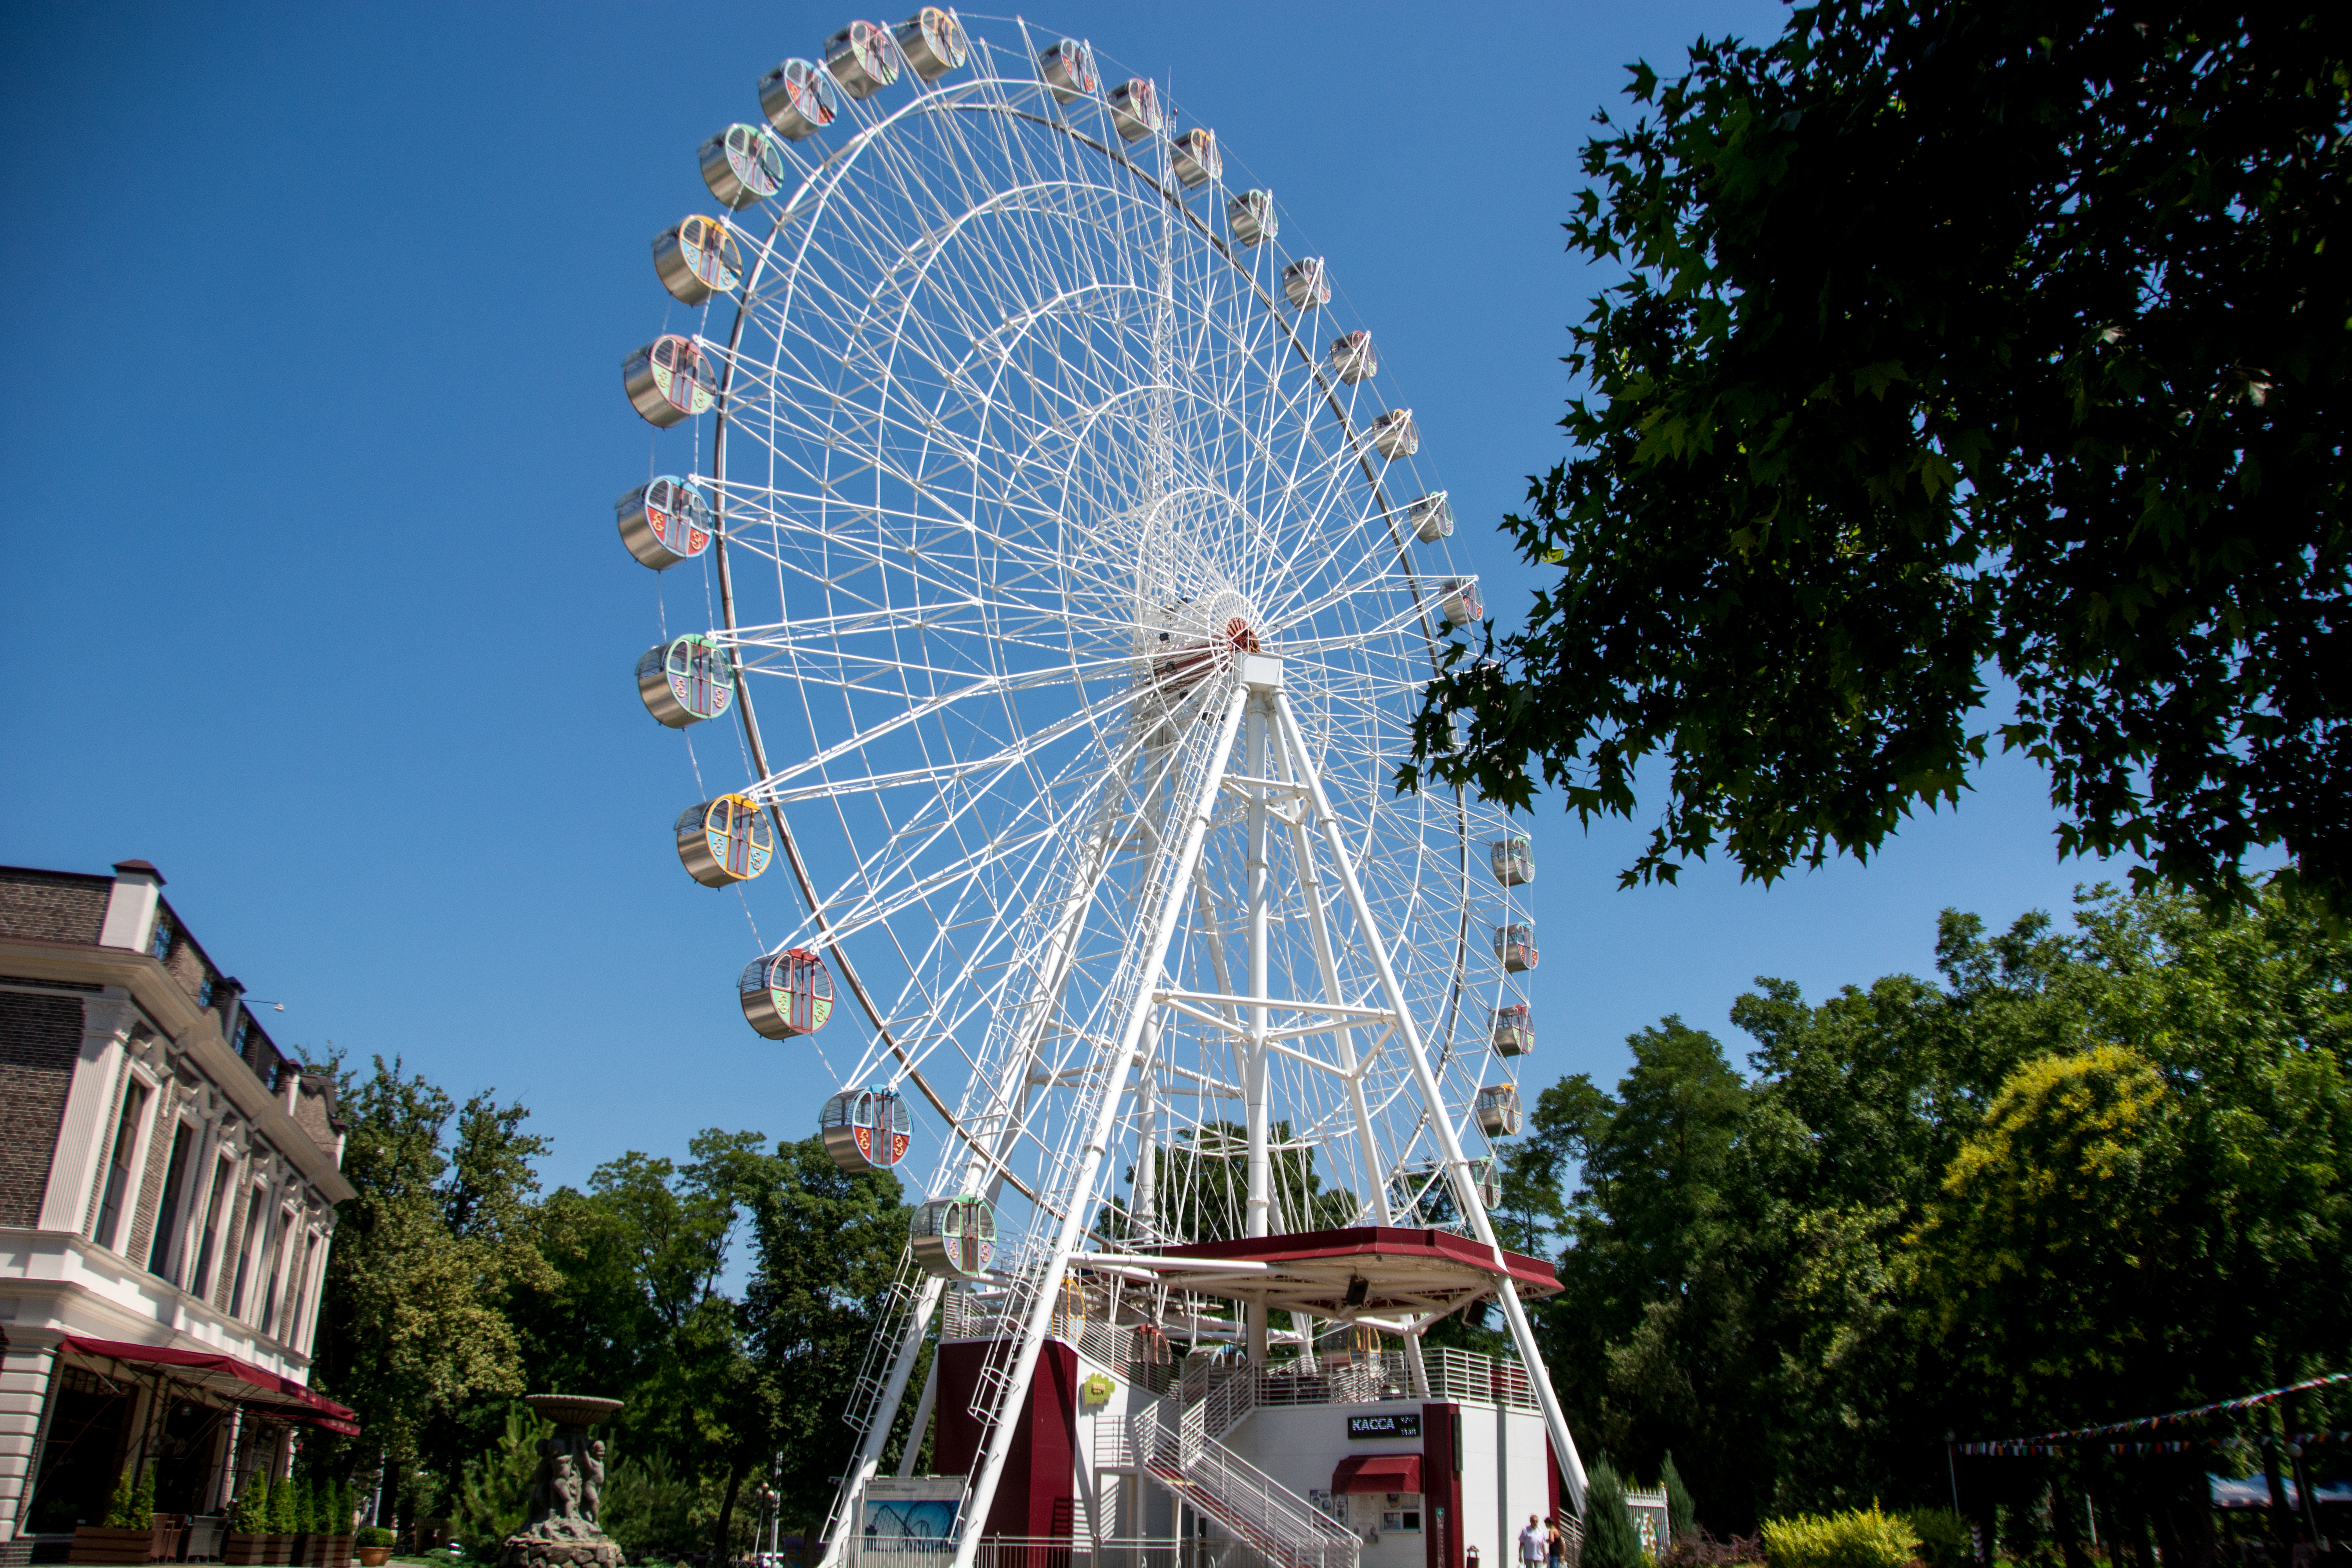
[
  {"x1": 599, "y1": 1451, "x2": 695, "y2": 1563},
  {"x1": 1582, "y1": 1463, "x2": 1648, "y2": 1568},
  {"x1": 1661, "y1": 1453, "x2": 1698, "y2": 1541},
  {"x1": 454, "y1": 1403, "x2": 557, "y2": 1558},
  {"x1": 358, "y1": 1528, "x2": 397, "y2": 1549},
  {"x1": 1909, "y1": 1510, "x2": 1970, "y2": 1568},
  {"x1": 1661, "y1": 1535, "x2": 1766, "y2": 1568},
  {"x1": 102, "y1": 1466, "x2": 153, "y2": 1530},
  {"x1": 232, "y1": 1471, "x2": 270, "y2": 1534},
  {"x1": 1759, "y1": 1506, "x2": 1913, "y2": 1568},
  {"x1": 269, "y1": 1474, "x2": 299, "y2": 1536}
]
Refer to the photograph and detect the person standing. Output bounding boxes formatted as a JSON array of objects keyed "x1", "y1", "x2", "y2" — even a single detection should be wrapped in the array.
[
  {"x1": 1547, "y1": 1519, "x2": 1566, "y2": 1568},
  {"x1": 1521, "y1": 1515, "x2": 1548, "y2": 1568}
]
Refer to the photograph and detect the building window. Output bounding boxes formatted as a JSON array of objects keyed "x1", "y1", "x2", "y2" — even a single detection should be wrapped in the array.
[
  {"x1": 192, "y1": 1155, "x2": 235, "y2": 1299},
  {"x1": 94, "y1": 1080, "x2": 151, "y2": 1252},
  {"x1": 1379, "y1": 1495, "x2": 1422, "y2": 1534},
  {"x1": 230, "y1": 1187, "x2": 267, "y2": 1318},
  {"x1": 197, "y1": 973, "x2": 215, "y2": 1007},
  {"x1": 149, "y1": 911, "x2": 174, "y2": 962},
  {"x1": 259, "y1": 1207, "x2": 293, "y2": 1331},
  {"x1": 146, "y1": 1122, "x2": 196, "y2": 1278}
]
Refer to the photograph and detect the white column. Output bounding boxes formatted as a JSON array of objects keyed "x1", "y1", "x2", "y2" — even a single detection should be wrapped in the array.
[
  {"x1": 38, "y1": 1000, "x2": 136, "y2": 1234},
  {"x1": 0, "y1": 1340, "x2": 58, "y2": 1543}
]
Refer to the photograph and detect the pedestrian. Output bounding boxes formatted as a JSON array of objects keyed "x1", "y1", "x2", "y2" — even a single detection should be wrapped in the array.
[
  {"x1": 1547, "y1": 1519, "x2": 1566, "y2": 1568},
  {"x1": 1521, "y1": 1514, "x2": 1548, "y2": 1568}
]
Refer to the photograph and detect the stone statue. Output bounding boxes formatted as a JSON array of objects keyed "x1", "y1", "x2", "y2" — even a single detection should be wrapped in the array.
[{"x1": 501, "y1": 1397, "x2": 623, "y2": 1568}]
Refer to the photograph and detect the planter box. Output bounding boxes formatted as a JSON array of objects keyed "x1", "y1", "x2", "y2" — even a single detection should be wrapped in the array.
[
  {"x1": 223, "y1": 1532, "x2": 293, "y2": 1566},
  {"x1": 324, "y1": 1533, "x2": 354, "y2": 1566},
  {"x1": 290, "y1": 1535, "x2": 316, "y2": 1567},
  {"x1": 69, "y1": 1526, "x2": 155, "y2": 1565}
]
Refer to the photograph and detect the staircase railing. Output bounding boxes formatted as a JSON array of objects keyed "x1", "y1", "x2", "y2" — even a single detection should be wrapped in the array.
[{"x1": 1131, "y1": 1396, "x2": 1357, "y2": 1568}]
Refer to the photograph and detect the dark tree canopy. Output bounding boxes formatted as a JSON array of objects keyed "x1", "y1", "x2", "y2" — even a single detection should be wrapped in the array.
[{"x1": 1410, "y1": 0, "x2": 2350, "y2": 909}]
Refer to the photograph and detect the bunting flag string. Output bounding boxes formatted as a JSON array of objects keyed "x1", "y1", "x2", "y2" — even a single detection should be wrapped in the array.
[{"x1": 1959, "y1": 1370, "x2": 2346, "y2": 1452}]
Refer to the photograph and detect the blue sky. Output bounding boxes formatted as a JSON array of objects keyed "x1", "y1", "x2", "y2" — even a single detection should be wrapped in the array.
[{"x1": 0, "y1": 1, "x2": 2134, "y2": 1195}]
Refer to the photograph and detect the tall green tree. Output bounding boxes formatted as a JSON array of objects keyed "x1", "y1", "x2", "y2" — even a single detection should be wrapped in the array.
[
  {"x1": 315, "y1": 1056, "x2": 553, "y2": 1515},
  {"x1": 1410, "y1": 1, "x2": 2352, "y2": 912}
]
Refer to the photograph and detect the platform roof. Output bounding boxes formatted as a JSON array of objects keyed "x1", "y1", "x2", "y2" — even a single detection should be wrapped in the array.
[{"x1": 1084, "y1": 1226, "x2": 1560, "y2": 1325}]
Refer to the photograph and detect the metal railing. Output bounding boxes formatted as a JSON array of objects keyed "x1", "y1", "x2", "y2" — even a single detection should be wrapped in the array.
[
  {"x1": 1130, "y1": 1396, "x2": 1358, "y2": 1568},
  {"x1": 1171, "y1": 1348, "x2": 1537, "y2": 1416}
]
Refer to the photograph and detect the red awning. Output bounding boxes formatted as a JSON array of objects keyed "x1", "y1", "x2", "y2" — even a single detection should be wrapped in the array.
[
  {"x1": 1332, "y1": 1453, "x2": 1424, "y2": 1494},
  {"x1": 56, "y1": 1336, "x2": 360, "y2": 1436}
]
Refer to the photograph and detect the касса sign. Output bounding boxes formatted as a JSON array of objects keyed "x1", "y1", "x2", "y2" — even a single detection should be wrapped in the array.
[{"x1": 1348, "y1": 1412, "x2": 1421, "y2": 1440}]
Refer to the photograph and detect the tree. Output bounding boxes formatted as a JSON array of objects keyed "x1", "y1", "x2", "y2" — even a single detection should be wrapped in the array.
[
  {"x1": 1410, "y1": 1, "x2": 2352, "y2": 912},
  {"x1": 314, "y1": 1056, "x2": 554, "y2": 1519},
  {"x1": 1580, "y1": 1461, "x2": 1646, "y2": 1568}
]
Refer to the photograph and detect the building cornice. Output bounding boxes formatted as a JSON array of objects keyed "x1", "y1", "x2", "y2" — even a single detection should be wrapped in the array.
[
  {"x1": 0, "y1": 1228, "x2": 316, "y2": 1379},
  {"x1": 0, "y1": 936, "x2": 358, "y2": 1206}
]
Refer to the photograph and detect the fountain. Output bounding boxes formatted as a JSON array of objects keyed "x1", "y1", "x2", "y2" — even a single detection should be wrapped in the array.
[{"x1": 501, "y1": 1396, "x2": 624, "y2": 1568}]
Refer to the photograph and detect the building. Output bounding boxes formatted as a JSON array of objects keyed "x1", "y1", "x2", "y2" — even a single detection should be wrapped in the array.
[{"x1": 0, "y1": 861, "x2": 357, "y2": 1559}]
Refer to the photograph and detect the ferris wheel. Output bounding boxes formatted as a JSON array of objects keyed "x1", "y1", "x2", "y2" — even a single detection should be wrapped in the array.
[{"x1": 611, "y1": 12, "x2": 1579, "y2": 1561}]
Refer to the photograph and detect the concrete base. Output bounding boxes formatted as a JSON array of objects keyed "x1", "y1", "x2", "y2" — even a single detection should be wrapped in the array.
[{"x1": 500, "y1": 1537, "x2": 622, "y2": 1568}]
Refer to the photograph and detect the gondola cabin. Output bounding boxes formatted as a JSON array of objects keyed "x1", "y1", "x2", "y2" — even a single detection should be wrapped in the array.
[
  {"x1": 1494, "y1": 923, "x2": 1538, "y2": 973},
  {"x1": 1437, "y1": 579, "x2": 1482, "y2": 629},
  {"x1": 624, "y1": 336, "x2": 718, "y2": 427},
  {"x1": 636, "y1": 634, "x2": 735, "y2": 728},
  {"x1": 1171, "y1": 127, "x2": 1221, "y2": 188},
  {"x1": 743, "y1": 947, "x2": 837, "y2": 1038},
  {"x1": 675, "y1": 795, "x2": 774, "y2": 887},
  {"x1": 912, "y1": 1195, "x2": 996, "y2": 1280},
  {"x1": 1492, "y1": 1004, "x2": 1534, "y2": 1058},
  {"x1": 1490, "y1": 835, "x2": 1534, "y2": 887},
  {"x1": 1369, "y1": 408, "x2": 1418, "y2": 459},
  {"x1": 1407, "y1": 490, "x2": 1453, "y2": 541},
  {"x1": 759, "y1": 57, "x2": 842, "y2": 140},
  {"x1": 1283, "y1": 257, "x2": 1330, "y2": 310},
  {"x1": 1475, "y1": 1083, "x2": 1524, "y2": 1138},
  {"x1": 1108, "y1": 79, "x2": 1161, "y2": 142},
  {"x1": 1038, "y1": 38, "x2": 1096, "y2": 103},
  {"x1": 825, "y1": 21, "x2": 900, "y2": 98},
  {"x1": 699, "y1": 123, "x2": 786, "y2": 209},
  {"x1": 653, "y1": 215, "x2": 743, "y2": 306},
  {"x1": 1227, "y1": 189, "x2": 1276, "y2": 245},
  {"x1": 820, "y1": 1086, "x2": 911, "y2": 1172},
  {"x1": 1330, "y1": 331, "x2": 1377, "y2": 383},
  {"x1": 615, "y1": 477, "x2": 713, "y2": 570},
  {"x1": 895, "y1": 8, "x2": 969, "y2": 81}
]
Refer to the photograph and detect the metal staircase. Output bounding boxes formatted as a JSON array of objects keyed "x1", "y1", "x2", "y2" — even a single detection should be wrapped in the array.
[{"x1": 1098, "y1": 1375, "x2": 1358, "y2": 1568}]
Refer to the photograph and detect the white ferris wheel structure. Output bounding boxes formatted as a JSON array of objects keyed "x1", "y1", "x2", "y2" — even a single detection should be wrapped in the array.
[{"x1": 611, "y1": 13, "x2": 1587, "y2": 1566}]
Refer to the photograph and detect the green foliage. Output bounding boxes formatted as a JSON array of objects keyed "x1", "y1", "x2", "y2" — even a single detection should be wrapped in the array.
[
  {"x1": 102, "y1": 1465, "x2": 152, "y2": 1530},
  {"x1": 1759, "y1": 1506, "x2": 1913, "y2": 1568},
  {"x1": 1662, "y1": 1452, "x2": 1697, "y2": 1540},
  {"x1": 232, "y1": 1471, "x2": 269, "y2": 1534},
  {"x1": 315, "y1": 1054, "x2": 555, "y2": 1509},
  {"x1": 357, "y1": 1528, "x2": 397, "y2": 1550},
  {"x1": 454, "y1": 1403, "x2": 555, "y2": 1559},
  {"x1": 1582, "y1": 1463, "x2": 1647, "y2": 1568},
  {"x1": 1529, "y1": 884, "x2": 2352, "y2": 1534},
  {"x1": 599, "y1": 1451, "x2": 696, "y2": 1561},
  {"x1": 268, "y1": 1474, "x2": 298, "y2": 1536},
  {"x1": 1411, "y1": 2, "x2": 2352, "y2": 915},
  {"x1": 1907, "y1": 1509, "x2": 1969, "y2": 1568}
]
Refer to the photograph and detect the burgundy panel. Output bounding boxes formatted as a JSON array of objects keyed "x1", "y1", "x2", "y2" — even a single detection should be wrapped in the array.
[
  {"x1": 932, "y1": 1341, "x2": 1078, "y2": 1539},
  {"x1": 1424, "y1": 1402, "x2": 1463, "y2": 1568}
]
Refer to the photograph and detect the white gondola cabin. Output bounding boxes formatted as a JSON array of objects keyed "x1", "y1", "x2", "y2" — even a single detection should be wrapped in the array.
[
  {"x1": 1283, "y1": 257, "x2": 1329, "y2": 310},
  {"x1": 742, "y1": 947, "x2": 837, "y2": 1039},
  {"x1": 1171, "y1": 127, "x2": 1220, "y2": 188},
  {"x1": 699, "y1": 123, "x2": 785, "y2": 209},
  {"x1": 1038, "y1": 38, "x2": 1096, "y2": 103},
  {"x1": 1107, "y1": 79, "x2": 1161, "y2": 142},
  {"x1": 1494, "y1": 923, "x2": 1538, "y2": 973},
  {"x1": 1438, "y1": 579, "x2": 1482, "y2": 629},
  {"x1": 1369, "y1": 407, "x2": 1418, "y2": 459},
  {"x1": 895, "y1": 8, "x2": 969, "y2": 81},
  {"x1": 912, "y1": 1195, "x2": 996, "y2": 1279},
  {"x1": 1467, "y1": 1155, "x2": 1502, "y2": 1210},
  {"x1": 1227, "y1": 189, "x2": 1276, "y2": 246},
  {"x1": 1330, "y1": 331, "x2": 1377, "y2": 383},
  {"x1": 653, "y1": 215, "x2": 743, "y2": 306},
  {"x1": 675, "y1": 795, "x2": 774, "y2": 887},
  {"x1": 636, "y1": 633, "x2": 735, "y2": 728},
  {"x1": 821, "y1": 1086, "x2": 911, "y2": 1172},
  {"x1": 1406, "y1": 494, "x2": 1452, "y2": 544},
  {"x1": 1491, "y1": 835, "x2": 1534, "y2": 886},
  {"x1": 615, "y1": 477, "x2": 713, "y2": 570},
  {"x1": 759, "y1": 57, "x2": 842, "y2": 140},
  {"x1": 1475, "y1": 1083, "x2": 1524, "y2": 1138},
  {"x1": 825, "y1": 22, "x2": 900, "y2": 98},
  {"x1": 1492, "y1": 1004, "x2": 1534, "y2": 1058},
  {"x1": 623, "y1": 336, "x2": 718, "y2": 427}
]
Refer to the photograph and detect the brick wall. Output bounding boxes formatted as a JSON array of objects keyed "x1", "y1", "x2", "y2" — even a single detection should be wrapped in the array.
[
  {"x1": 0, "y1": 990, "x2": 83, "y2": 1227},
  {"x1": 0, "y1": 869, "x2": 109, "y2": 945}
]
